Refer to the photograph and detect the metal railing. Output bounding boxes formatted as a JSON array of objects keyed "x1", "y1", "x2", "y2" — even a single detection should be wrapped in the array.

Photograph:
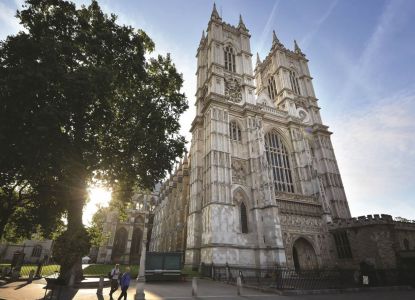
[
  {"x1": 0, "y1": 263, "x2": 60, "y2": 280},
  {"x1": 200, "y1": 264, "x2": 415, "y2": 290}
]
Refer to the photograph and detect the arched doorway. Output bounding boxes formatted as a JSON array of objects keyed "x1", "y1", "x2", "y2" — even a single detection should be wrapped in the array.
[
  {"x1": 112, "y1": 227, "x2": 128, "y2": 262},
  {"x1": 292, "y1": 238, "x2": 318, "y2": 270},
  {"x1": 129, "y1": 227, "x2": 142, "y2": 264}
]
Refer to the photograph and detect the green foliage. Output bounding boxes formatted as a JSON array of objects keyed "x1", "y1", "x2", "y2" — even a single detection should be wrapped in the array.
[
  {"x1": 0, "y1": 0, "x2": 187, "y2": 262},
  {"x1": 1, "y1": 0, "x2": 187, "y2": 281},
  {"x1": 86, "y1": 206, "x2": 110, "y2": 247}
]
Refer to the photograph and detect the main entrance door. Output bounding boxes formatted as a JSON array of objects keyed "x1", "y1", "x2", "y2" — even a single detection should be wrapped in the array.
[{"x1": 292, "y1": 238, "x2": 318, "y2": 270}]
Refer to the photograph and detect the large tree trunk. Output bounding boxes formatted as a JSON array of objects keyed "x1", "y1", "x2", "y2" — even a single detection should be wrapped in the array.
[{"x1": 57, "y1": 166, "x2": 89, "y2": 285}]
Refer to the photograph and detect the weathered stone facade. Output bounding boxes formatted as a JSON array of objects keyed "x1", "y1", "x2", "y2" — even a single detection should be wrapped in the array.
[
  {"x1": 162, "y1": 6, "x2": 350, "y2": 270},
  {"x1": 150, "y1": 155, "x2": 190, "y2": 253},
  {"x1": 96, "y1": 192, "x2": 157, "y2": 264},
  {"x1": 109, "y1": 6, "x2": 415, "y2": 272},
  {"x1": 328, "y1": 214, "x2": 415, "y2": 269}
]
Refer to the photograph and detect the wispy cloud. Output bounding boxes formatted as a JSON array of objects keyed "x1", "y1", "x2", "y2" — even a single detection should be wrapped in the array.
[
  {"x1": 256, "y1": 0, "x2": 280, "y2": 55},
  {"x1": 333, "y1": 86, "x2": 415, "y2": 219},
  {"x1": 336, "y1": 0, "x2": 408, "y2": 104},
  {"x1": 300, "y1": 0, "x2": 338, "y2": 50}
]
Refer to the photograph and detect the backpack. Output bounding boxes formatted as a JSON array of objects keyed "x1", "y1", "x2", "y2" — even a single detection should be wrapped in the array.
[{"x1": 108, "y1": 271, "x2": 113, "y2": 279}]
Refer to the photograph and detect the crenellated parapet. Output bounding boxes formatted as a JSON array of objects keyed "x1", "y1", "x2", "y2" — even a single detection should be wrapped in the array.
[{"x1": 328, "y1": 214, "x2": 397, "y2": 229}]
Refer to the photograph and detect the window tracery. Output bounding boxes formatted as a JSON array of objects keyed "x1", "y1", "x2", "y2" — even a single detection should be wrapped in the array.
[
  {"x1": 265, "y1": 131, "x2": 295, "y2": 193},
  {"x1": 267, "y1": 75, "x2": 277, "y2": 100},
  {"x1": 224, "y1": 46, "x2": 236, "y2": 72},
  {"x1": 289, "y1": 70, "x2": 301, "y2": 95},
  {"x1": 229, "y1": 121, "x2": 242, "y2": 142}
]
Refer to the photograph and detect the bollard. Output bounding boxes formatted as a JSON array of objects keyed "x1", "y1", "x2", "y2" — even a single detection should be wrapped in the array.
[
  {"x1": 96, "y1": 275, "x2": 104, "y2": 295},
  {"x1": 27, "y1": 269, "x2": 35, "y2": 283},
  {"x1": 236, "y1": 276, "x2": 242, "y2": 296},
  {"x1": 192, "y1": 277, "x2": 198, "y2": 297}
]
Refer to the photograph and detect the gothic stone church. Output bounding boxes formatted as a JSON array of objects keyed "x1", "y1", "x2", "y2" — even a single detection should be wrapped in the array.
[
  {"x1": 101, "y1": 6, "x2": 415, "y2": 270},
  {"x1": 151, "y1": 6, "x2": 350, "y2": 270}
]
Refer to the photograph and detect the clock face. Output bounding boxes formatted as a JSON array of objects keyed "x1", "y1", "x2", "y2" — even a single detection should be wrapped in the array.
[{"x1": 224, "y1": 76, "x2": 242, "y2": 103}]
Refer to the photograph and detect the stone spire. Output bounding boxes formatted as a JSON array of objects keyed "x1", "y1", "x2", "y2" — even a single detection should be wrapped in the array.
[
  {"x1": 272, "y1": 30, "x2": 280, "y2": 45},
  {"x1": 256, "y1": 52, "x2": 261, "y2": 66},
  {"x1": 238, "y1": 14, "x2": 247, "y2": 31},
  {"x1": 294, "y1": 39, "x2": 304, "y2": 56},
  {"x1": 211, "y1": 2, "x2": 221, "y2": 21},
  {"x1": 199, "y1": 30, "x2": 205, "y2": 45}
]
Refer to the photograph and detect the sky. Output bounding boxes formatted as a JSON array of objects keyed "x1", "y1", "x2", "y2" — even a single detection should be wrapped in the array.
[{"x1": 1, "y1": 0, "x2": 414, "y2": 221}]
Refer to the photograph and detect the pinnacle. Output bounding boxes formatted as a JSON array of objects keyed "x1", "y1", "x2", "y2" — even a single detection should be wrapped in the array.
[
  {"x1": 256, "y1": 52, "x2": 261, "y2": 65},
  {"x1": 294, "y1": 39, "x2": 303, "y2": 54},
  {"x1": 238, "y1": 14, "x2": 247, "y2": 30},
  {"x1": 211, "y1": 2, "x2": 221, "y2": 20},
  {"x1": 272, "y1": 30, "x2": 279, "y2": 44}
]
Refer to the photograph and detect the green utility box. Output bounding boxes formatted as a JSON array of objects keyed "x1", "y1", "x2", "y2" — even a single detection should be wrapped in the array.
[{"x1": 145, "y1": 252, "x2": 183, "y2": 281}]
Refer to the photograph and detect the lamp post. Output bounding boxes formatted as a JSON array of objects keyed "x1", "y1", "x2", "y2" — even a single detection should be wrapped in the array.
[{"x1": 135, "y1": 194, "x2": 148, "y2": 300}]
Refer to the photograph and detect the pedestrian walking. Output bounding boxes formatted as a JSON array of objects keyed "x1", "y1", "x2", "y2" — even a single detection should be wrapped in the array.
[
  {"x1": 109, "y1": 264, "x2": 121, "y2": 299},
  {"x1": 118, "y1": 267, "x2": 131, "y2": 300}
]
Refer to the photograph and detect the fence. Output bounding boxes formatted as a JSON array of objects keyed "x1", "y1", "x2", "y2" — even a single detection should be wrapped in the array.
[
  {"x1": 200, "y1": 264, "x2": 415, "y2": 290},
  {"x1": 0, "y1": 263, "x2": 60, "y2": 280}
]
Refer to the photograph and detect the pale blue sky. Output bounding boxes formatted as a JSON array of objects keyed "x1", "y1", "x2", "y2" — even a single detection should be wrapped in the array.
[{"x1": 1, "y1": 0, "x2": 414, "y2": 220}]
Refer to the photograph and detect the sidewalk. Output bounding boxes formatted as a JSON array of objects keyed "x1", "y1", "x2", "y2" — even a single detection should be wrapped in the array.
[{"x1": 0, "y1": 278, "x2": 414, "y2": 300}]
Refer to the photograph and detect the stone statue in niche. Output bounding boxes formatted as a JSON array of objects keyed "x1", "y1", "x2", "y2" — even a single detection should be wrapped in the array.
[
  {"x1": 224, "y1": 76, "x2": 242, "y2": 103},
  {"x1": 232, "y1": 159, "x2": 247, "y2": 185}
]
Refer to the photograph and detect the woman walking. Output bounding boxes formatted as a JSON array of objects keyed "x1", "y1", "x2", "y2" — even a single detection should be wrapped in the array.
[{"x1": 118, "y1": 267, "x2": 131, "y2": 300}]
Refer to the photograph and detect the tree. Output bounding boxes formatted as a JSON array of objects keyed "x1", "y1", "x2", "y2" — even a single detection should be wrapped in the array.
[{"x1": 0, "y1": 0, "x2": 187, "y2": 283}]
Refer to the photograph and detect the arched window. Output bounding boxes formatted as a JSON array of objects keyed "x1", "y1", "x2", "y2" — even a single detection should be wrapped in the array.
[
  {"x1": 265, "y1": 131, "x2": 294, "y2": 193},
  {"x1": 267, "y1": 76, "x2": 277, "y2": 100},
  {"x1": 31, "y1": 245, "x2": 42, "y2": 257},
  {"x1": 229, "y1": 121, "x2": 242, "y2": 142},
  {"x1": 112, "y1": 227, "x2": 128, "y2": 261},
  {"x1": 403, "y1": 238, "x2": 410, "y2": 250},
  {"x1": 224, "y1": 46, "x2": 236, "y2": 72},
  {"x1": 240, "y1": 202, "x2": 248, "y2": 233},
  {"x1": 289, "y1": 70, "x2": 301, "y2": 95}
]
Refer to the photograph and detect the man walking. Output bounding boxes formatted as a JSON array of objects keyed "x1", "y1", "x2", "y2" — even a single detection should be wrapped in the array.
[
  {"x1": 118, "y1": 267, "x2": 131, "y2": 300},
  {"x1": 109, "y1": 264, "x2": 120, "y2": 299}
]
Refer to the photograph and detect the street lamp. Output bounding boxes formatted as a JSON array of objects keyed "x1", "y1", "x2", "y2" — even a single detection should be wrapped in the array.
[{"x1": 134, "y1": 193, "x2": 148, "y2": 300}]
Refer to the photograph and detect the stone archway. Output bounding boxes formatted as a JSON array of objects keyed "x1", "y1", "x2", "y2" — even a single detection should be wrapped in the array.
[
  {"x1": 292, "y1": 238, "x2": 318, "y2": 270},
  {"x1": 111, "y1": 227, "x2": 128, "y2": 262}
]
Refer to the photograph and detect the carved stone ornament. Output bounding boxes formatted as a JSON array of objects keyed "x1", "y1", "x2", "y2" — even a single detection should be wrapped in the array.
[
  {"x1": 232, "y1": 159, "x2": 247, "y2": 185},
  {"x1": 224, "y1": 76, "x2": 242, "y2": 103}
]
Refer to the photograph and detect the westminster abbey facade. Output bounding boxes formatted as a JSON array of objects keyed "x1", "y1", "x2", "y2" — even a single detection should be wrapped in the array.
[{"x1": 149, "y1": 5, "x2": 351, "y2": 270}]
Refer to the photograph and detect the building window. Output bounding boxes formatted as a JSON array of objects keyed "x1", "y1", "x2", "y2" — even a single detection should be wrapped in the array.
[
  {"x1": 403, "y1": 238, "x2": 410, "y2": 250},
  {"x1": 240, "y1": 202, "x2": 248, "y2": 233},
  {"x1": 265, "y1": 131, "x2": 294, "y2": 193},
  {"x1": 31, "y1": 245, "x2": 42, "y2": 258},
  {"x1": 333, "y1": 231, "x2": 352, "y2": 259},
  {"x1": 289, "y1": 70, "x2": 301, "y2": 95},
  {"x1": 224, "y1": 46, "x2": 236, "y2": 72},
  {"x1": 229, "y1": 121, "x2": 242, "y2": 142},
  {"x1": 267, "y1": 76, "x2": 277, "y2": 100}
]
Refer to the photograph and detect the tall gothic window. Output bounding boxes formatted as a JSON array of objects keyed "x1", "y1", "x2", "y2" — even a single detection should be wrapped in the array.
[
  {"x1": 289, "y1": 70, "x2": 301, "y2": 95},
  {"x1": 240, "y1": 202, "x2": 248, "y2": 233},
  {"x1": 224, "y1": 46, "x2": 236, "y2": 72},
  {"x1": 267, "y1": 76, "x2": 277, "y2": 100},
  {"x1": 229, "y1": 121, "x2": 242, "y2": 142},
  {"x1": 265, "y1": 131, "x2": 294, "y2": 193},
  {"x1": 333, "y1": 231, "x2": 353, "y2": 259}
]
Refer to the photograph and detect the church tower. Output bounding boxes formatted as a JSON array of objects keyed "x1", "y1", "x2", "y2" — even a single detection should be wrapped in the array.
[
  {"x1": 185, "y1": 5, "x2": 351, "y2": 270},
  {"x1": 186, "y1": 5, "x2": 287, "y2": 268}
]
